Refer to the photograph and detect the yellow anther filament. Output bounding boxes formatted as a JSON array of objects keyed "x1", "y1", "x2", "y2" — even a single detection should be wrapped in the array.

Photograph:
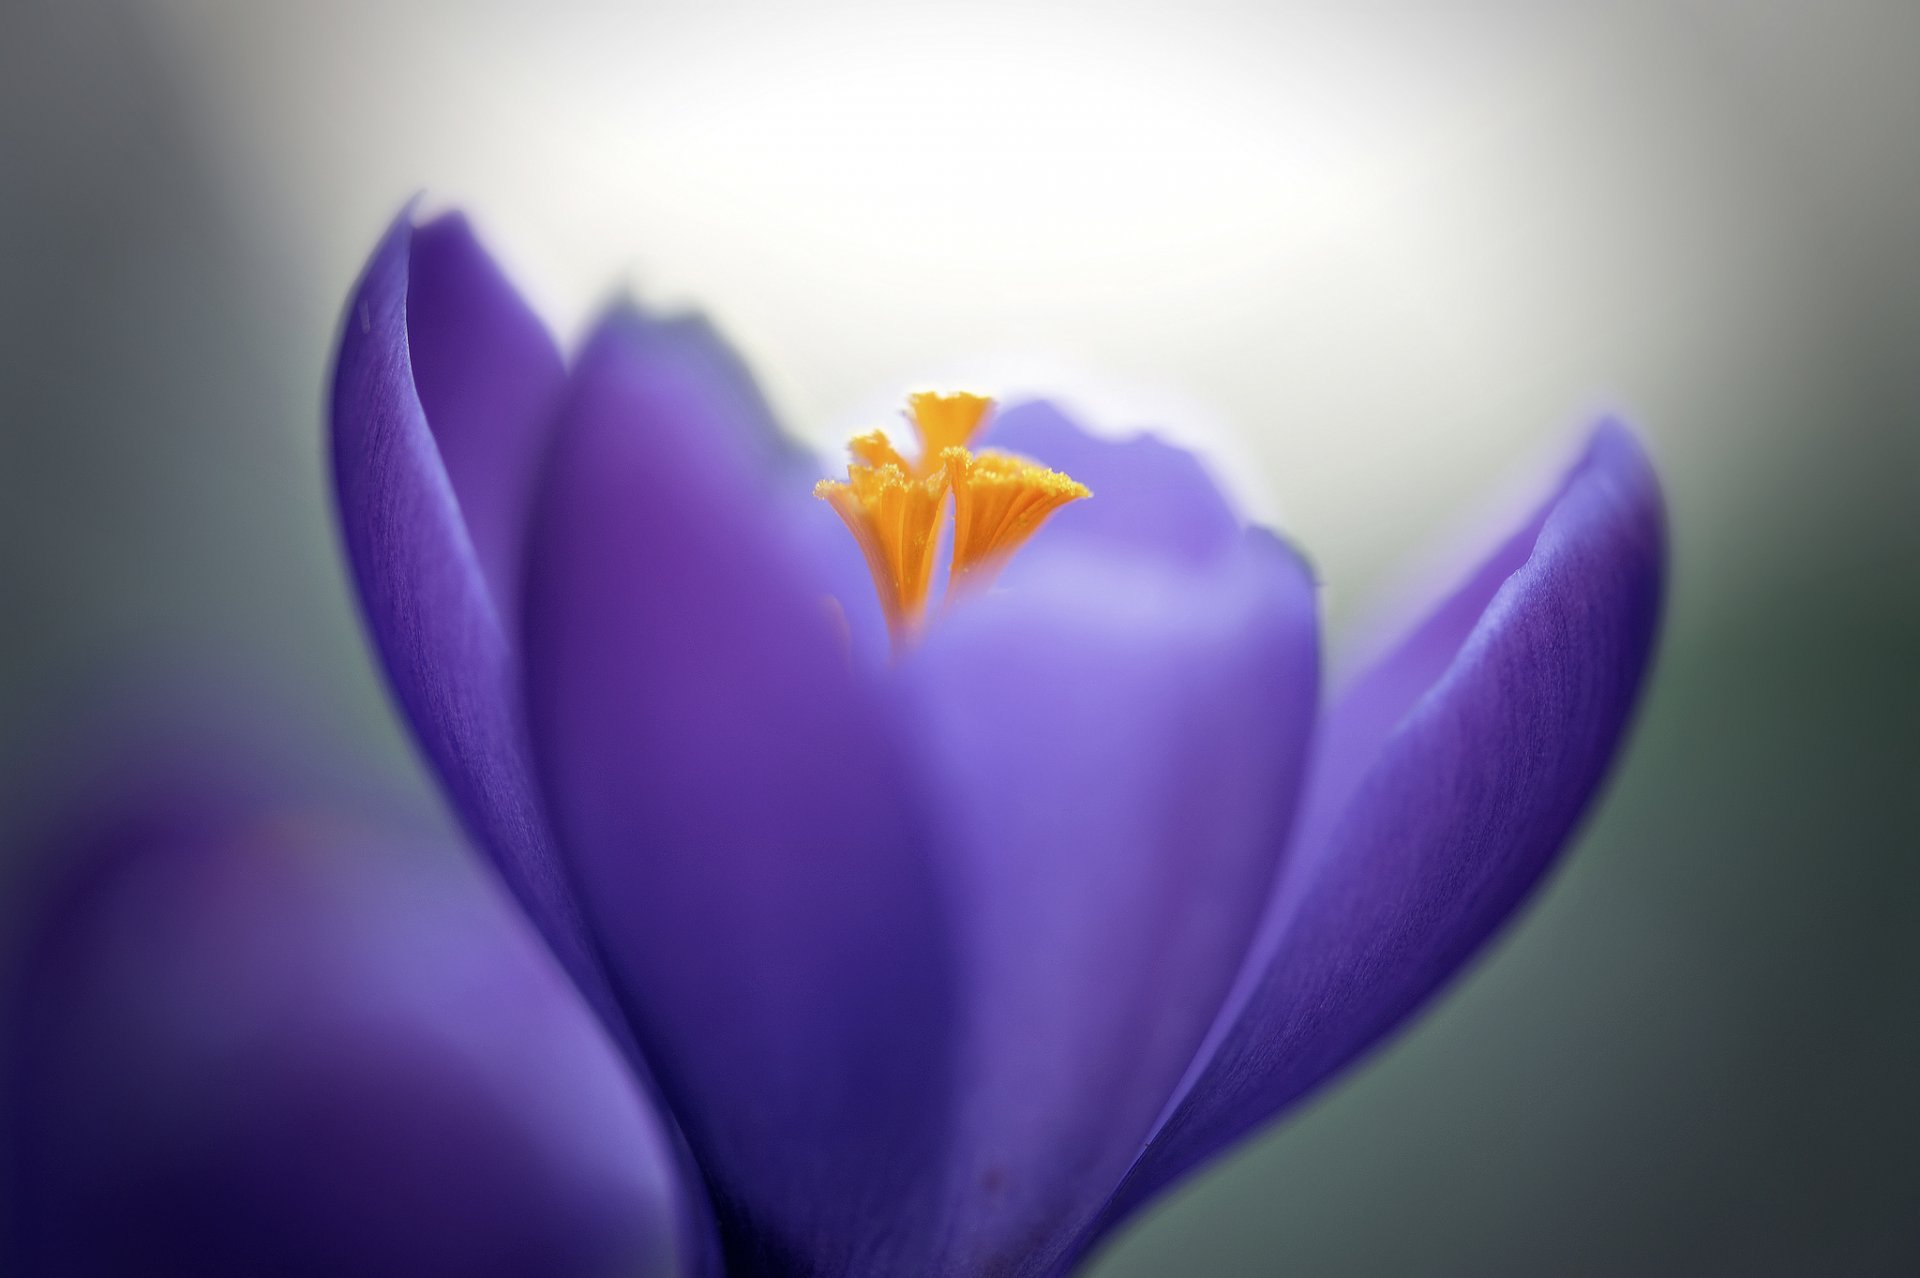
[
  {"x1": 816, "y1": 394, "x2": 1089, "y2": 648},
  {"x1": 944, "y1": 449, "x2": 1092, "y2": 594},
  {"x1": 907, "y1": 391, "x2": 994, "y2": 460},
  {"x1": 847, "y1": 430, "x2": 909, "y2": 472},
  {"x1": 815, "y1": 458, "x2": 950, "y2": 645}
]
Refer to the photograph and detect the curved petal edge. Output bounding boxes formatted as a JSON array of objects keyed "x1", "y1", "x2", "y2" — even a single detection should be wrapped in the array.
[
  {"x1": 1096, "y1": 420, "x2": 1667, "y2": 1241},
  {"x1": 329, "y1": 209, "x2": 593, "y2": 992}
]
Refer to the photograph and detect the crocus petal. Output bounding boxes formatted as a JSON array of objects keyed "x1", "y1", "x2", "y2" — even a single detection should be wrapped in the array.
[
  {"x1": 895, "y1": 528, "x2": 1320, "y2": 1276},
  {"x1": 330, "y1": 210, "x2": 605, "y2": 1011},
  {"x1": 405, "y1": 212, "x2": 566, "y2": 616},
  {"x1": 987, "y1": 400, "x2": 1244, "y2": 567},
  {"x1": 1101, "y1": 421, "x2": 1666, "y2": 1232},
  {"x1": 521, "y1": 310, "x2": 958, "y2": 1273},
  {"x1": 4, "y1": 806, "x2": 686, "y2": 1278},
  {"x1": 335, "y1": 211, "x2": 727, "y2": 1276}
]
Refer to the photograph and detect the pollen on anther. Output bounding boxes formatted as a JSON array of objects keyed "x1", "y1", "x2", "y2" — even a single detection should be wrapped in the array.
[
  {"x1": 814, "y1": 460, "x2": 950, "y2": 645},
  {"x1": 943, "y1": 448, "x2": 1091, "y2": 593},
  {"x1": 847, "y1": 430, "x2": 908, "y2": 472}
]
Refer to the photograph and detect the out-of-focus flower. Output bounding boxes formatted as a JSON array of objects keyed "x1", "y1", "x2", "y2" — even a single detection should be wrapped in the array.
[
  {"x1": 44, "y1": 204, "x2": 1656, "y2": 1278},
  {"x1": 2, "y1": 787, "x2": 684, "y2": 1277}
]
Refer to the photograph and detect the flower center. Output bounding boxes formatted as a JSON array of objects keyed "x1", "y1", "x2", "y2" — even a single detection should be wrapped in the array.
[{"x1": 816, "y1": 393, "x2": 1090, "y2": 647}]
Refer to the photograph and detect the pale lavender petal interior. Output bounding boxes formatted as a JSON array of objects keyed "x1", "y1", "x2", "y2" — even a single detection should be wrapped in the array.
[
  {"x1": 783, "y1": 404, "x2": 1321, "y2": 1276},
  {"x1": 1096, "y1": 422, "x2": 1666, "y2": 1240},
  {"x1": 896, "y1": 523, "x2": 1320, "y2": 1277},
  {"x1": 987, "y1": 400, "x2": 1244, "y2": 569}
]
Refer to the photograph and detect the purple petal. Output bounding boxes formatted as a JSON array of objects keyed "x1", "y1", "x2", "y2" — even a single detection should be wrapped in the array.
[
  {"x1": 330, "y1": 210, "x2": 606, "y2": 1014},
  {"x1": 1101, "y1": 421, "x2": 1666, "y2": 1232},
  {"x1": 893, "y1": 528, "x2": 1320, "y2": 1276},
  {"x1": 520, "y1": 310, "x2": 958, "y2": 1273},
  {"x1": 986, "y1": 400, "x2": 1243, "y2": 567},
  {"x1": 4, "y1": 804, "x2": 686, "y2": 1277},
  {"x1": 405, "y1": 212, "x2": 566, "y2": 618}
]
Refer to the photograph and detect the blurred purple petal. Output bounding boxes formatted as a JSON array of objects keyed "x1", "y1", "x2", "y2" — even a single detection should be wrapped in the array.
[
  {"x1": 1102, "y1": 421, "x2": 1666, "y2": 1230},
  {"x1": 4, "y1": 805, "x2": 686, "y2": 1278},
  {"x1": 897, "y1": 529, "x2": 1319, "y2": 1275},
  {"x1": 521, "y1": 310, "x2": 958, "y2": 1272},
  {"x1": 987, "y1": 401, "x2": 1243, "y2": 568}
]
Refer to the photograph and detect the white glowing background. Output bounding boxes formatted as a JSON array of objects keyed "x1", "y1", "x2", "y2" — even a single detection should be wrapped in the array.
[{"x1": 141, "y1": 0, "x2": 1915, "y2": 635}]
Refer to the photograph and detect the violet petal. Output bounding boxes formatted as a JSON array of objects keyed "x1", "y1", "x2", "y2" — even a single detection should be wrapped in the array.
[
  {"x1": 330, "y1": 210, "x2": 605, "y2": 1010},
  {"x1": 895, "y1": 525, "x2": 1319, "y2": 1275},
  {"x1": 987, "y1": 400, "x2": 1243, "y2": 568},
  {"x1": 405, "y1": 212, "x2": 565, "y2": 617},
  {"x1": 4, "y1": 806, "x2": 686, "y2": 1278},
  {"x1": 521, "y1": 309, "x2": 959, "y2": 1274},
  {"x1": 1101, "y1": 422, "x2": 1666, "y2": 1233}
]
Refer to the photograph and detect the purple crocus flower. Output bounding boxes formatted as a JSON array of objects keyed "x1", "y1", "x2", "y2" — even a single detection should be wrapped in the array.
[
  {"x1": 5, "y1": 791, "x2": 685, "y2": 1278},
  {"x1": 321, "y1": 207, "x2": 1664, "y2": 1275}
]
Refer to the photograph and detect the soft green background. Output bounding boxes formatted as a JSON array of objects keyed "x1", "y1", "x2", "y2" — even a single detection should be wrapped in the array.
[{"x1": 3, "y1": 2, "x2": 1915, "y2": 1273}]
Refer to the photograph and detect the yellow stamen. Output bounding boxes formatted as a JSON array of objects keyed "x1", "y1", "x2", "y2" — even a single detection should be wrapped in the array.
[
  {"x1": 847, "y1": 430, "x2": 909, "y2": 472},
  {"x1": 816, "y1": 394, "x2": 1089, "y2": 648},
  {"x1": 907, "y1": 391, "x2": 994, "y2": 460},
  {"x1": 814, "y1": 452, "x2": 950, "y2": 645},
  {"x1": 943, "y1": 448, "x2": 1091, "y2": 594}
]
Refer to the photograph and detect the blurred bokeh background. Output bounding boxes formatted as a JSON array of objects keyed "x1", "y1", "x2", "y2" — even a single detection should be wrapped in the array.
[{"x1": 2, "y1": 1, "x2": 1915, "y2": 1273}]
